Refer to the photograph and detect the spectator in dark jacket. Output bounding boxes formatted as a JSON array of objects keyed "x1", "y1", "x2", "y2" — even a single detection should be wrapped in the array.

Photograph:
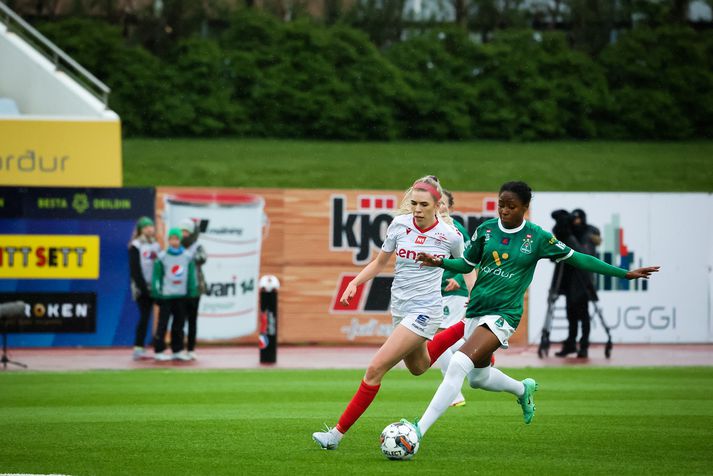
[
  {"x1": 179, "y1": 218, "x2": 207, "y2": 360},
  {"x1": 553, "y1": 209, "x2": 601, "y2": 358},
  {"x1": 128, "y1": 216, "x2": 161, "y2": 360}
]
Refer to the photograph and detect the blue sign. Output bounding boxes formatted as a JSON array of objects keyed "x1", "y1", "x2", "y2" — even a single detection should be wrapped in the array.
[{"x1": 0, "y1": 187, "x2": 155, "y2": 347}]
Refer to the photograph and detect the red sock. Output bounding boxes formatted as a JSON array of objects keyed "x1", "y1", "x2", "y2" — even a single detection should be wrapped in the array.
[
  {"x1": 335, "y1": 380, "x2": 381, "y2": 434},
  {"x1": 427, "y1": 320, "x2": 465, "y2": 366}
]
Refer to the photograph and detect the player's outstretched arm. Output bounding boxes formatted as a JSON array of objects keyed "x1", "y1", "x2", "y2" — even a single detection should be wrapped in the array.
[
  {"x1": 567, "y1": 251, "x2": 660, "y2": 280},
  {"x1": 340, "y1": 250, "x2": 393, "y2": 306},
  {"x1": 417, "y1": 253, "x2": 475, "y2": 274},
  {"x1": 625, "y1": 266, "x2": 660, "y2": 280},
  {"x1": 416, "y1": 252, "x2": 441, "y2": 267}
]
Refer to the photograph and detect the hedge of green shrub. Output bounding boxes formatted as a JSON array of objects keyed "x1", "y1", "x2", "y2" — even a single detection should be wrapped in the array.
[{"x1": 37, "y1": 12, "x2": 713, "y2": 140}]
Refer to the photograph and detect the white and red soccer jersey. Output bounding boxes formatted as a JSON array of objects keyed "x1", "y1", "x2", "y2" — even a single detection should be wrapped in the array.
[{"x1": 381, "y1": 214, "x2": 464, "y2": 317}]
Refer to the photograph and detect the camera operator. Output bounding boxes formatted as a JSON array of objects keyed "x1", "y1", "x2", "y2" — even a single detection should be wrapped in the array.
[{"x1": 551, "y1": 209, "x2": 601, "y2": 358}]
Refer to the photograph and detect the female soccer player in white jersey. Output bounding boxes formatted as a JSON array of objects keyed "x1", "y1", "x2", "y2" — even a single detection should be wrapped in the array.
[
  {"x1": 312, "y1": 176, "x2": 470, "y2": 450},
  {"x1": 404, "y1": 181, "x2": 659, "y2": 443}
]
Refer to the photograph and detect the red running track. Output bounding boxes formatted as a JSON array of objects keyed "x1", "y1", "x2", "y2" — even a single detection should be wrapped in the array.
[{"x1": 1, "y1": 344, "x2": 712, "y2": 372}]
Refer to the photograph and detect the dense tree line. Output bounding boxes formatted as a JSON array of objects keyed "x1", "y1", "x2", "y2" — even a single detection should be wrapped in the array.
[{"x1": 36, "y1": 10, "x2": 713, "y2": 140}]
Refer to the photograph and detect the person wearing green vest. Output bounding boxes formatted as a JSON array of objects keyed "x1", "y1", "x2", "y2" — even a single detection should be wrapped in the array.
[
  {"x1": 128, "y1": 216, "x2": 161, "y2": 360},
  {"x1": 403, "y1": 181, "x2": 659, "y2": 445},
  {"x1": 152, "y1": 228, "x2": 199, "y2": 362}
]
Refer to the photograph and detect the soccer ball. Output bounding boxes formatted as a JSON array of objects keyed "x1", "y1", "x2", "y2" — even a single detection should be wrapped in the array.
[{"x1": 380, "y1": 422, "x2": 420, "y2": 460}]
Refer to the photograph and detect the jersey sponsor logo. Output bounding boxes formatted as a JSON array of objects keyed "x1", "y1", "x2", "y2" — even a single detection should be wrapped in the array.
[
  {"x1": 485, "y1": 229, "x2": 492, "y2": 242},
  {"x1": 411, "y1": 314, "x2": 431, "y2": 331},
  {"x1": 547, "y1": 235, "x2": 565, "y2": 250},
  {"x1": 330, "y1": 273, "x2": 394, "y2": 313},
  {"x1": 397, "y1": 248, "x2": 418, "y2": 260},
  {"x1": 491, "y1": 250, "x2": 509, "y2": 266},
  {"x1": 415, "y1": 314, "x2": 430, "y2": 326},
  {"x1": 171, "y1": 264, "x2": 185, "y2": 277},
  {"x1": 415, "y1": 235, "x2": 427, "y2": 245},
  {"x1": 479, "y1": 264, "x2": 514, "y2": 279},
  {"x1": 330, "y1": 195, "x2": 496, "y2": 264},
  {"x1": 142, "y1": 249, "x2": 158, "y2": 260},
  {"x1": 520, "y1": 234, "x2": 533, "y2": 254},
  {"x1": 397, "y1": 248, "x2": 445, "y2": 261}
]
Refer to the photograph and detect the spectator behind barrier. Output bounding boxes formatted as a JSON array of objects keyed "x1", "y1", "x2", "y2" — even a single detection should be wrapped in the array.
[
  {"x1": 128, "y1": 216, "x2": 160, "y2": 360},
  {"x1": 553, "y1": 209, "x2": 601, "y2": 358},
  {"x1": 179, "y1": 218, "x2": 207, "y2": 361}
]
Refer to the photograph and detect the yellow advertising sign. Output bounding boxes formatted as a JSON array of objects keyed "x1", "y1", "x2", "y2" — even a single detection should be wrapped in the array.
[
  {"x1": 0, "y1": 119, "x2": 122, "y2": 187},
  {"x1": 0, "y1": 235, "x2": 100, "y2": 279}
]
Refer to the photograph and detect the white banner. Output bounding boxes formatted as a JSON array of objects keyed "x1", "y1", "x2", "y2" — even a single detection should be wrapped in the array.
[
  {"x1": 164, "y1": 192, "x2": 264, "y2": 340},
  {"x1": 528, "y1": 193, "x2": 713, "y2": 344}
]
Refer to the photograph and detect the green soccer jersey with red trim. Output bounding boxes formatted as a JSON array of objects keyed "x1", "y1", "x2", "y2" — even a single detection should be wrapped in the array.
[{"x1": 463, "y1": 218, "x2": 573, "y2": 327}]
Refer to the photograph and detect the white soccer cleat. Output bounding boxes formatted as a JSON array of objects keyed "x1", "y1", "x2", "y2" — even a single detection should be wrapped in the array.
[
  {"x1": 312, "y1": 426, "x2": 341, "y2": 450},
  {"x1": 187, "y1": 351, "x2": 197, "y2": 360},
  {"x1": 172, "y1": 352, "x2": 192, "y2": 362},
  {"x1": 154, "y1": 352, "x2": 171, "y2": 362},
  {"x1": 132, "y1": 347, "x2": 147, "y2": 361}
]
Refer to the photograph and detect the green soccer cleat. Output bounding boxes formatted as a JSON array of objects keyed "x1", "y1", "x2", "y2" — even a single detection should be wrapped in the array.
[
  {"x1": 400, "y1": 418, "x2": 422, "y2": 440},
  {"x1": 517, "y1": 378, "x2": 538, "y2": 424}
]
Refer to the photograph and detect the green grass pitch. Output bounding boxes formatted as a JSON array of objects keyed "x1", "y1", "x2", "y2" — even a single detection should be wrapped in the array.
[
  {"x1": 1, "y1": 367, "x2": 712, "y2": 475},
  {"x1": 122, "y1": 139, "x2": 713, "y2": 192}
]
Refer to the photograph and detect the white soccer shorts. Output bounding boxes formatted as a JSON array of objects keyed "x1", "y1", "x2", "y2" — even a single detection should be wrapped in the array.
[
  {"x1": 440, "y1": 295, "x2": 467, "y2": 329},
  {"x1": 393, "y1": 312, "x2": 443, "y2": 340},
  {"x1": 464, "y1": 314, "x2": 516, "y2": 349}
]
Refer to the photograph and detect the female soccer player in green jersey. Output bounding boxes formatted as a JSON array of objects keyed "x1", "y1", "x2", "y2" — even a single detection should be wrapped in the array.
[{"x1": 406, "y1": 181, "x2": 659, "y2": 441}]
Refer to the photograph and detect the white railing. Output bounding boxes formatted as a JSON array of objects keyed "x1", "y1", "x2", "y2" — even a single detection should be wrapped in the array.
[{"x1": 0, "y1": 1, "x2": 111, "y2": 107}]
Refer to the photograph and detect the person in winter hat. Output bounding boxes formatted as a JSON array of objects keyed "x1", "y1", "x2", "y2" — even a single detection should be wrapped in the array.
[
  {"x1": 128, "y1": 216, "x2": 161, "y2": 360},
  {"x1": 152, "y1": 227, "x2": 198, "y2": 362}
]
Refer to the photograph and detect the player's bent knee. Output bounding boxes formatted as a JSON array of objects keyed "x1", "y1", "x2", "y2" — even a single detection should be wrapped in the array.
[
  {"x1": 467, "y1": 366, "x2": 490, "y2": 388},
  {"x1": 364, "y1": 363, "x2": 387, "y2": 383},
  {"x1": 406, "y1": 364, "x2": 428, "y2": 376}
]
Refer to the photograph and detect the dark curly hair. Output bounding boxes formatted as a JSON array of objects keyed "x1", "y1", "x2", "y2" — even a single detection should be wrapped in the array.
[{"x1": 499, "y1": 181, "x2": 532, "y2": 206}]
